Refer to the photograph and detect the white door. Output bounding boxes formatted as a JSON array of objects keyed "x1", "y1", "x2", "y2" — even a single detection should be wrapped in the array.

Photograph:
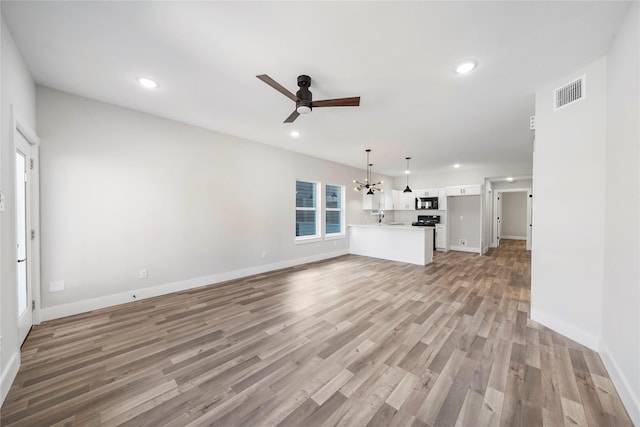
[
  {"x1": 16, "y1": 132, "x2": 32, "y2": 344},
  {"x1": 496, "y1": 192, "x2": 503, "y2": 247},
  {"x1": 526, "y1": 190, "x2": 533, "y2": 250}
]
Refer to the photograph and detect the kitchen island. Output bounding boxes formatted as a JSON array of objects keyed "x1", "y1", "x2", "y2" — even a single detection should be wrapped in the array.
[{"x1": 349, "y1": 224, "x2": 433, "y2": 266}]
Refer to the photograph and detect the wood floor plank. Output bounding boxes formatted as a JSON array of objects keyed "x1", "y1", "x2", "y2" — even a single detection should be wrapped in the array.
[{"x1": 1, "y1": 240, "x2": 633, "y2": 426}]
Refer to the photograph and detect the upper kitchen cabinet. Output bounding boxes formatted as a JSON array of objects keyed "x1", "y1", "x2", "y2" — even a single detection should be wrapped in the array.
[
  {"x1": 414, "y1": 188, "x2": 439, "y2": 198},
  {"x1": 446, "y1": 184, "x2": 482, "y2": 196},
  {"x1": 438, "y1": 188, "x2": 448, "y2": 210},
  {"x1": 398, "y1": 191, "x2": 416, "y2": 210},
  {"x1": 363, "y1": 190, "x2": 394, "y2": 210}
]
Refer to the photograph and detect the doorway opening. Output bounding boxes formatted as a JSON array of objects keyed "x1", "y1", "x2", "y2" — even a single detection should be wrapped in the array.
[{"x1": 492, "y1": 188, "x2": 532, "y2": 251}]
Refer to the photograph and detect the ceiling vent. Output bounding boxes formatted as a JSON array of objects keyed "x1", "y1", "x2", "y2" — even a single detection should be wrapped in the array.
[{"x1": 554, "y1": 76, "x2": 585, "y2": 111}]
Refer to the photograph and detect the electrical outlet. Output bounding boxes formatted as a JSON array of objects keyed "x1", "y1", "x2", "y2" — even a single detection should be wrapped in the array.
[
  {"x1": 460, "y1": 239, "x2": 467, "y2": 246},
  {"x1": 139, "y1": 269, "x2": 148, "y2": 279},
  {"x1": 261, "y1": 251, "x2": 267, "y2": 259},
  {"x1": 49, "y1": 280, "x2": 64, "y2": 292}
]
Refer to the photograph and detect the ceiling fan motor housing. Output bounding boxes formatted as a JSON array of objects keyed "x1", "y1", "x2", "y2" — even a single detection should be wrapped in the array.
[{"x1": 296, "y1": 75, "x2": 313, "y2": 111}]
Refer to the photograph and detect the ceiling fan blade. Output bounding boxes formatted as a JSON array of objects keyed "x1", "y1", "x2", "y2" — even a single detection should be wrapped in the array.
[
  {"x1": 257, "y1": 74, "x2": 299, "y2": 102},
  {"x1": 284, "y1": 110, "x2": 300, "y2": 123},
  {"x1": 312, "y1": 97, "x2": 360, "y2": 108}
]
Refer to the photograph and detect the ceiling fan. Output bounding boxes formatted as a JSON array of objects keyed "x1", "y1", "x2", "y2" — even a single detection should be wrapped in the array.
[{"x1": 256, "y1": 74, "x2": 360, "y2": 123}]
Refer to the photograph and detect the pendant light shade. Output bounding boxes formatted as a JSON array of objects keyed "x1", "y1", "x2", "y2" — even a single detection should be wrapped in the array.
[
  {"x1": 353, "y1": 149, "x2": 383, "y2": 194},
  {"x1": 403, "y1": 157, "x2": 413, "y2": 193}
]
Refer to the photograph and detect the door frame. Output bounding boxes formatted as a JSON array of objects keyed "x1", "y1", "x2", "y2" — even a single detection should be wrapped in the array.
[
  {"x1": 492, "y1": 187, "x2": 532, "y2": 250},
  {"x1": 11, "y1": 105, "x2": 41, "y2": 330}
]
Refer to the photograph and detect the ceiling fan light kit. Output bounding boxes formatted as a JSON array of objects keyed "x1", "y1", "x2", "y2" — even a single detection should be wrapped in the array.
[
  {"x1": 257, "y1": 74, "x2": 360, "y2": 123},
  {"x1": 354, "y1": 149, "x2": 383, "y2": 194}
]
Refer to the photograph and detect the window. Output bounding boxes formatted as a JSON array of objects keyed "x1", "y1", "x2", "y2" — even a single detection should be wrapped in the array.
[
  {"x1": 325, "y1": 184, "x2": 344, "y2": 236},
  {"x1": 296, "y1": 180, "x2": 320, "y2": 240}
]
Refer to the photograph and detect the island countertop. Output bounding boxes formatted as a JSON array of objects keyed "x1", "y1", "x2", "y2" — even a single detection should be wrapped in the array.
[{"x1": 348, "y1": 224, "x2": 433, "y2": 266}]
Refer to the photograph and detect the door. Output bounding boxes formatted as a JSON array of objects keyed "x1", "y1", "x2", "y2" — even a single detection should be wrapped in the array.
[
  {"x1": 526, "y1": 190, "x2": 533, "y2": 250},
  {"x1": 496, "y1": 192, "x2": 502, "y2": 247},
  {"x1": 16, "y1": 131, "x2": 32, "y2": 344}
]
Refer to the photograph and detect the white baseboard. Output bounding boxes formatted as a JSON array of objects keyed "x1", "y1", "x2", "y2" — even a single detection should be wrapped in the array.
[
  {"x1": 530, "y1": 307, "x2": 600, "y2": 351},
  {"x1": 40, "y1": 249, "x2": 349, "y2": 322},
  {"x1": 500, "y1": 235, "x2": 526, "y2": 240},
  {"x1": 1, "y1": 350, "x2": 20, "y2": 406},
  {"x1": 448, "y1": 245, "x2": 481, "y2": 253},
  {"x1": 599, "y1": 340, "x2": 640, "y2": 426}
]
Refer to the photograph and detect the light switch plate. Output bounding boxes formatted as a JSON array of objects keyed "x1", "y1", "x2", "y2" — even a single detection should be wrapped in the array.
[{"x1": 0, "y1": 191, "x2": 5, "y2": 212}]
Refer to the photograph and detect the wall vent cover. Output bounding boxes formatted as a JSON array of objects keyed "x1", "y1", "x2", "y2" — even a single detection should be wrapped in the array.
[{"x1": 554, "y1": 76, "x2": 585, "y2": 111}]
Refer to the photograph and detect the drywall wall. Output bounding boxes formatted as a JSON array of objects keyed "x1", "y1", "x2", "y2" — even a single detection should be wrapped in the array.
[
  {"x1": 447, "y1": 195, "x2": 481, "y2": 252},
  {"x1": 0, "y1": 16, "x2": 36, "y2": 405},
  {"x1": 601, "y1": 2, "x2": 640, "y2": 424},
  {"x1": 500, "y1": 191, "x2": 527, "y2": 239},
  {"x1": 393, "y1": 163, "x2": 532, "y2": 190},
  {"x1": 532, "y1": 57, "x2": 607, "y2": 350},
  {"x1": 36, "y1": 87, "x2": 386, "y2": 319}
]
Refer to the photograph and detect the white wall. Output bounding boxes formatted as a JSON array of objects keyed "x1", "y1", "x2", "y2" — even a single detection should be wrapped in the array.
[
  {"x1": 531, "y1": 57, "x2": 607, "y2": 350},
  {"x1": 501, "y1": 191, "x2": 527, "y2": 239},
  {"x1": 601, "y1": 2, "x2": 640, "y2": 424},
  {"x1": 36, "y1": 87, "x2": 385, "y2": 320},
  {"x1": 393, "y1": 162, "x2": 532, "y2": 190},
  {"x1": 447, "y1": 195, "x2": 481, "y2": 252},
  {"x1": 0, "y1": 16, "x2": 37, "y2": 405}
]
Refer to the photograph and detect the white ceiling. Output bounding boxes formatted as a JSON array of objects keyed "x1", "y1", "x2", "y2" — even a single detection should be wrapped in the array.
[{"x1": 1, "y1": 1, "x2": 630, "y2": 176}]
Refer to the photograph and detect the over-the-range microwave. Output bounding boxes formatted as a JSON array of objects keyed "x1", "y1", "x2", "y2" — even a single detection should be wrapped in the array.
[{"x1": 416, "y1": 197, "x2": 438, "y2": 210}]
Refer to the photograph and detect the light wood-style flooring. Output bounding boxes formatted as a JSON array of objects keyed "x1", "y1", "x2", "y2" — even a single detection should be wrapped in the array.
[{"x1": 1, "y1": 240, "x2": 633, "y2": 426}]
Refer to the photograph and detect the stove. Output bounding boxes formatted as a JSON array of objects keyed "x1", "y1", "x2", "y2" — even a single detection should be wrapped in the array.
[{"x1": 412, "y1": 215, "x2": 440, "y2": 227}]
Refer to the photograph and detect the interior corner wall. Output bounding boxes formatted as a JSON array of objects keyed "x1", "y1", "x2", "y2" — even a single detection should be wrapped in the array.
[
  {"x1": 36, "y1": 87, "x2": 381, "y2": 321},
  {"x1": 601, "y1": 2, "x2": 640, "y2": 425},
  {"x1": 0, "y1": 16, "x2": 36, "y2": 405},
  {"x1": 531, "y1": 57, "x2": 607, "y2": 351}
]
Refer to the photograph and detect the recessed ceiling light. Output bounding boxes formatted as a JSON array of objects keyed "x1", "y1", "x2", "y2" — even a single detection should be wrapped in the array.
[
  {"x1": 290, "y1": 130, "x2": 300, "y2": 138},
  {"x1": 453, "y1": 163, "x2": 461, "y2": 168},
  {"x1": 136, "y1": 77, "x2": 159, "y2": 89},
  {"x1": 506, "y1": 177, "x2": 514, "y2": 182},
  {"x1": 455, "y1": 61, "x2": 476, "y2": 74}
]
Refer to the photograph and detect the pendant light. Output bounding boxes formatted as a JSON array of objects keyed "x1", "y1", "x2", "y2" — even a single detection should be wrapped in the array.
[
  {"x1": 403, "y1": 157, "x2": 413, "y2": 193},
  {"x1": 353, "y1": 149, "x2": 383, "y2": 194}
]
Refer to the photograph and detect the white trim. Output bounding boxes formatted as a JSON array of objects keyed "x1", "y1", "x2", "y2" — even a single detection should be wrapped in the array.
[
  {"x1": 500, "y1": 235, "x2": 526, "y2": 240},
  {"x1": 599, "y1": 340, "x2": 640, "y2": 426},
  {"x1": 530, "y1": 307, "x2": 600, "y2": 351},
  {"x1": 1, "y1": 351, "x2": 20, "y2": 405},
  {"x1": 11, "y1": 106, "x2": 42, "y2": 336},
  {"x1": 40, "y1": 249, "x2": 349, "y2": 322},
  {"x1": 449, "y1": 245, "x2": 481, "y2": 253}
]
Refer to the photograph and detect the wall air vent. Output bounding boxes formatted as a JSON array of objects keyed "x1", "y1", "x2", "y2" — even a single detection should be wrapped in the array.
[{"x1": 554, "y1": 76, "x2": 585, "y2": 111}]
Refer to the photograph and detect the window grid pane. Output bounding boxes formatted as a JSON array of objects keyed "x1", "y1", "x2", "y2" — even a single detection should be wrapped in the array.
[
  {"x1": 296, "y1": 210, "x2": 317, "y2": 237},
  {"x1": 326, "y1": 185, "x2": 341, "y2": 209},
  {"x1": 326, "y1": 211, "x2": 341, "y2": 234},
  {"x1": 296, "y1": 181, "x2": 316, "y2": 208}
]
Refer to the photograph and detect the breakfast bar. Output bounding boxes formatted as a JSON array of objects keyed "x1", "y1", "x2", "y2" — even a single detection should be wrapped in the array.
[{"x1": 349, "y1": 224, "x2": 433, "y2": 266}]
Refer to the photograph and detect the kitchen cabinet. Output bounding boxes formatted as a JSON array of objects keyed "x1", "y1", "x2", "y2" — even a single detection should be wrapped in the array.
[
  {"x1": 414, "y1": 188, "x2": 439, "y2": 198},
  {"x1": 446, "y1": 184, "x2": 482, "y2": 196},
  {"x1": 438, "y1": 188, "x2": 447, "y2": 210},
  {"x1": 435, "y1": 224, "x2": 447, "y2": 250},
  {"x1": 362, "y1": 191, "x2": 381, "y2": 210},
  {"x1": 398, "y1": 191, "x2": 416, "y2": 210}
]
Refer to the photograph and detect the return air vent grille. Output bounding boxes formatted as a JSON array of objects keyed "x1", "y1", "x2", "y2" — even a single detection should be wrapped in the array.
[{"x1": 554, "y1": 76, "x2": 585, "y2": 111}]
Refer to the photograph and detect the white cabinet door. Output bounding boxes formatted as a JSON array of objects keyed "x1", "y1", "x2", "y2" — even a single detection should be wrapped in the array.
[
  {"x1": 435, "y1": 225, "x2": 447, "y2": 249},
  {"x1": 391, "y1": 190, "x2": 401, "y2": 210},
  {"x1": 363, "y1": 191, "x2": 381, "y2": 210},
  {"x1": 438, "y1": 188, "x2": 447, "y2": 210},
  {"x1": 399, "y1": 191, "x2": 415, "y2": 210},
  {"x1": 446, "y1": 185, "x2": 482, "y2": 196},
  {"x1": 415, "y1": 188, "x2": 438, "y2": 198}
]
